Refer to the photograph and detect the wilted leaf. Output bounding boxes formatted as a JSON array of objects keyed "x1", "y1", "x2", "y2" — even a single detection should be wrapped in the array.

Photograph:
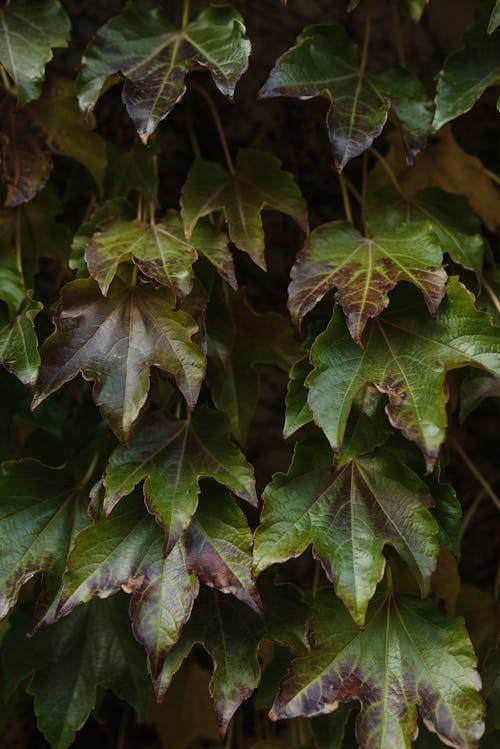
[
  {"x1": 182, "y1": 150, "x2": 307, "y2": 269},
  {"x1": 307, "y1": 278, "x2": 500, "y2": 471},
  {"x1": 367, "y1": 186, "x2": 485, "y2": 277},
  {"x1": 0, "y1": 0, "x2": 70, "y2": 104},
  {"x1": 271, "y1": 589, "x2": 484, "y2": 749},
  {"x1": 0, "y1": 460, "x2": 89, "y2": 621},
  {"x1": 260, "y1": 24, "x2": 433, "y2": 169},
  {"x1": 103, "y1": 406, "x2": 256, "y2": 552},
  {"x1": 433, "y1": 16, "x2": 500, "y2": 130},
  {"x1": 288, "y1": 219, "x2": 446, "y2": 343},
  {"x1": 255, "y1": 437, "x2": 438, "y2": 625},
  {"x1": 1, "y1": 596, "x2": 150, "y2": 749},
  {"x1": 207, "y1": 289, "x2": 300, "y2": 443},
  {"x1": 32, "y1": 275, "x2": 206, "y2": 443},
  {"x1": 30, "y1": 76, "x2": 107, "y2": 190},
  {"x1": 77, "y1": 4, "x2": 250, "y2": 141},
  {"x1": 186, "y1": 487, "x2": 262, "y2": 614},
  {"x1": 0, "y1": 98, "x2": 52, "y2": 207}
]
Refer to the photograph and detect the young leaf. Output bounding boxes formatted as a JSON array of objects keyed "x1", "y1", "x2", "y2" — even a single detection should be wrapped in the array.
[
  {"x1": 255, "y1": 437, "x2": 439, "y2": 625},
  {"x1": 156, "y1": 582, "x2": 308, "y2": 733},
  {"x1": 0, "y1": 0, "x2": 70, "y2": 104},
  {"x1": 271, "y1": 590, "x2": 484, "y2": 749},
  {"x1": 186, "y1": 487, "x2": 262, "y2": 614},
  {"x1": 307, "y1": 278, "x2": 500, "y2": 471},
  {"x1": 260, "y1": 25, "x2": 433, "y2": 169},
  {"x1": 103, "y1": 406, "x2": 257, "y2": 552},
  {"x1": 32, "y1": 275, "x2": 206, "y2": 443},
  {"x1": 77, "y1": 4, "x2": 251, "y2": 142},
  {"x1": 0, "y1": 460, "x2": 89, "y2": 620},
  {"x1": 433, "y1": 16, "x2": 500, "y2": 130},
  {"x1": 0, "y1": 268, "x2": 42, "y2": 386},
  {"x1": 0, "y1": 98, "x2": 52, "y2": 207},
  {"x1": 288, "y1": 220, "x2": 446, "y2": 343},
  {"x1": 367, "y1": 186, "x2": 485, "y2": 278},
  {"x1": 181, "y1": 150, "x2": 308, "y2": 270},
  {"x1": 1, "y1": 596, "x2": 150, "y2": 749}
]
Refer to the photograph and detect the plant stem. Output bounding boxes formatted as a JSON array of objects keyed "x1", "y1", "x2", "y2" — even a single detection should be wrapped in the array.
[
  {"x1": 182, "y1": 0, "x2": 190, "y2": 29},
  {"x1": 359, "y1": 16, "x2": 372, "y2": 78},
  {"x1": 192, "y1": 84, "x2": 235, "y2": 173},
  {"x1": 338, "y1": 173, "x2": 353, "y2": 223},
  {"x1": 483, "y1": 277, "x2": 500, "y2": 316},
  {"x1": 449, "y1": 435, "x2": 500, "y2": 513},
  {"x1": 485, "y1": 167, "x2": 500, "y2": 187},
  {"x1": 369, "y1": 147, "x2": 402, "y2": 193}
]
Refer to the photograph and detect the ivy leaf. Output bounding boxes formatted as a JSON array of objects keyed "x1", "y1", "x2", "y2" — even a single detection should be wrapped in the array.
[
  {"x1": 283, "y1": 353, "x2": 313, "y2": 438},
  {"x1": 433, "y1": 16, "x2": 500, "y2": 130},
  {"x1": 489, "y1": 1, "x2": 500, "y2": 34},
  {"x1": 0, "y1": 268, "x2": 42, "y2": 386},
  {"x1": 186, "y1": 487, "x2": 262, "y2": 614},
  {"x1": 260, "y1": 25, "x2": 432, "y2": 170},
  {"x1": 367, "y1": 186, "x2": 485, "y2": 278},
  {"x1": 271, "y1": 590, "x2": 484, "y2": 749},
  {"x1": 85, "y1": 211, "x2": 233, "y2": 298},
  {"x1": 32, "y1": 275, "x2": 206, "y2": 443},
  {"x1": 288, "y1": 220, "x2": 446, "y2": 343},
  {"x1": 307, "y1": 278, "x2": 500, "y2": 471},
  {"x1": 0, "y1": 98, "x2": 52, "y2": 207},
  {"x1": 1, "y1": 596, "x2": 150, "y2": 749},
  {"x1": 102, "y1": 406, "x2": 256, "y2": 552},
  {"x1": 0, "y1": 460, "x2": 89, "y2": 621},
  {"x1": 0, "y1": 0, "x2": 70, "y2": 104},
  {"x1": 105, "y1": 140, "x2": 159, "y2": 204},
  {"x1": 459, "y1": 370, "x2": 500, "y2": 422},
  {"x1": 207, "y1": 289, "x2": 300, "y2": 443},
  {"x1": 30, "y1": 76, "x2": 107, "y2": 191},
  {"x1": 77, "y1": 4, "x2": 250, "y2": 142},
  {"x1": 156, "y1": 582, "x2": 308, "y2": 733},
  {"x1": 181, "y1": 150, "x2": 308, "y2": 270},
  {"x1": 255, "y1": 437, "x2": 438, "y2": 625}
]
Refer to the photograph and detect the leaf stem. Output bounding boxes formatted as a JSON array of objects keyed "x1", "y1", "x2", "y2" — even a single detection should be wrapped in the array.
[
  {"x1": 182, "y1": 0, "x2": 190, "y2": 30},
  {"x1": 482, "y1": 277, "x2": 500, "y2": 317},
  {"x1": 361, "y1": 151, "x2": 368, "y2": 232},
  {"x1": 0, "y1": 64, "x2": 14, "y2": 95},
  {"x1": 369, "y1": 147, "x2": 402, "y2": 193},
  {"x1": 191, "y1": 84, "x2": 235, "y2": 174},
  {"x1": 131, "y1": 264, "x2": 138, "y2": 287},
  {"x1": 449, "y1": 435, "x2": 500, "y2": 513},
  {"x1": 78, "y1": 451, "x2": 100, "y2": 491},
  {"x1": 359, "y1": 16, "x2": 372, "y2": 79},
  {"x1": 224, "y1": 719, "x2": 234, "y2": 749},
  {"x1": 15, "y1": 207, "x2": 23, "y2": 278},
  {"x1": 494, "y1": 560, "x2": 500, "y2": 603},
  {"x1": 385, "y1": 560, "x2": 394, "y2": 592},
  {"x1": 485, "y1": 167, "x2": 500, "y2": 187},
  {"x1": 338, "y1": 173, "x2": 353, "y2": 223}
]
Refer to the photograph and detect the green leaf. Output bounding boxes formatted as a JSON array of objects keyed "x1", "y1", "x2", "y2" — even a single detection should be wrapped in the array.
[
  {"x1": 433, "y1": 16, "x2": 500, "y2": 130},
  {"x1": 32, "y1": 275, "x2": 206, "y2": 443},
  {"x1": 307, "y1": 278, "x2": 500, "y2": 471},
  {"x1": 181, "y1": 150, "x2": 308, "y2": 269},
  {"x1": 0, "y1": 0, "x2": 70, "y2": 104},
  {"x1": 207, "y1": 289, "x2": 300, "y2": 443},
  {"x1": 288, "y1": 219, "x2": 446, "y2": 343},
  {"x1": 0, "y1": 460, "x2": 89, "y2": 621},
  {"x1": 0, "y1": 270, "x2": 42, "y2": 386},
  {"x1": 77, "y1": 4, "x2": 250, "y2": 142},
  {"x1": 271, "y1": 590, "x2": 484, "y2": 749},
  {"x1": 103, "y1": 406, "x2": 256, "y2": 552},
  {"x1": 260, "y1": 25, "x2": 433, "y2": 169},
  {"x1": 284, "y1": 353, "x2": 313, "y2": 438},
  {"x1": 367, "y1": 186, "x2": 485, "y2": 278},
  {"x1": 459, "y1": 370, "x2": 500, "y2": 422},
  {"x1": 85, "y1": 211, "x2": 233, "y2": 297},
  {"x1": 255, "y1": 438, "x2": 438, "y2": 625},
  {"x1": 156, "y1": 582, "x2": 308, "y2": 733},
  {"x1": 30, "y1": 76, "x2": 107, "y2": 190},
  {"x1": 105, "y1": 140, "x2": 158, "y2": 204},
  {"x1": 489, "y1": 1, "x2": 500, "y2": 34},
  {"x1": 1, "y1": 596, "x2": 150, "y2": 749},
  {"x1": 311, "y1": 704, "x2": 356, "y2": 749},
  {"x1": 186, "y1": 487, "x2": 262, "y2": 614},
  {"x1": 0, "y1": 98, "x2": 52, "y2": 207}
]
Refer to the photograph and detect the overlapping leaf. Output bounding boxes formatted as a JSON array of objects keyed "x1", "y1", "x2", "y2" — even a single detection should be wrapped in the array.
[
  {"x1": 0, "y1": 267, "x2": 41, "y2": 385},
  {"x1": 181, "y1": 149, "x2": 308, "y2": 269},
  {"x1": 433, "y1": 16, "x2": 500, "y2": 130},
  {"x1": 255, "y1": 436, "x2": 439, "y2": 625},
  {"x1": 367, "y1": 186, "x2": 485, "y2": 277},
  {"x1": 1, "y1": 596, "x2": 150, "y2": 749},
  {"x1": 0, "y1": 0, "x2": 70, "y2": 104},
  {"x1": 85, "y1": 211, "x2": 234, "y2": 297},
  {"x1": 271, "y1": 590, "x2": 484, "y2": 749},
  {"x1": 306, "y1": 278, "x2": 500, "y2": 470},
  {"x1": 0, "y1": 460, "x2": 89, "y2": 621},
  {"x1": 77, "y1": 4, "x2": 251, "y2": 142},
  {"x1": 288, "y1": 219, "x2": 446, "y2": 343},
  {"x1": 32, "y1": 275, "x2": 206, "y2": 443},
  {"x1": 259, "y1": 24, "x2": 433, "y2": 169},
  {"x1": 102, "y1": 406, "x2": 256, "y2": 552},
  {"x1": 156, "y1": 583, "x2": 308, "y2": 733}
]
